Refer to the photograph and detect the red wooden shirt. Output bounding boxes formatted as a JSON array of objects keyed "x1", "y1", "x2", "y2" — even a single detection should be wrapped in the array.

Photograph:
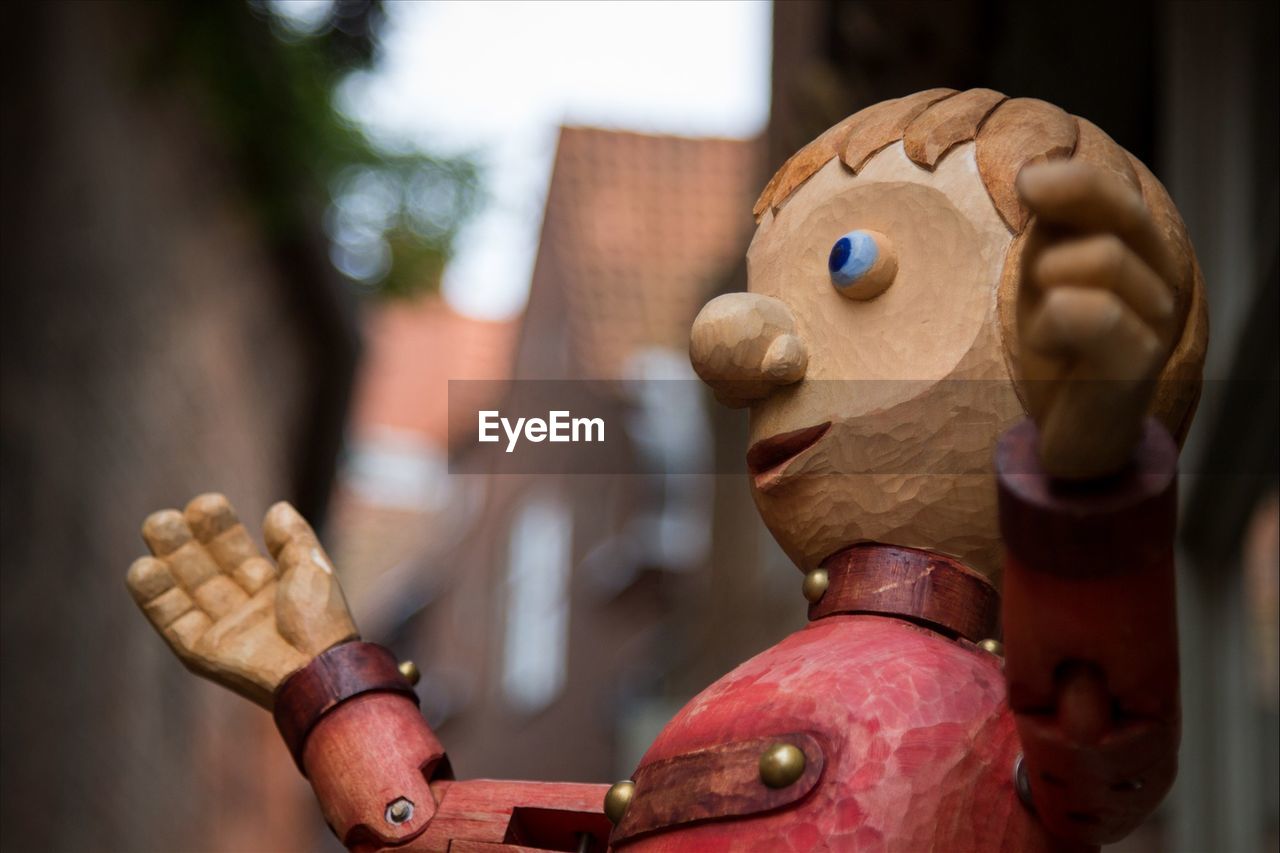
[{"x1": 291, "y1": 418, "x2": 1180, "y2": 851}]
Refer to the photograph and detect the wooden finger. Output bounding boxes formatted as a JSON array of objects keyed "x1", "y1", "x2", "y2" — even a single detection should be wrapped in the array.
[
  {"x1": 1024, "y1": 288, "x2": 1162, "y2": 478},
  {"x1": 1016, "y1": 160, "x2": 1178, "y2": 286},
  {"x1": 126, "y1": 556, "x2": 175, "y2": 604},
  {"x1": 142, "y1": 510, "x2": 219, "y2": 589},
  {"x1": 1030, "y1": 234, "x2": 1176, "y2": 344},
  {"x1": 184, "y1": 493, "x2": 240, "y2": 542},
  {"x1": 276, "y1": 539, "x2": 358, "y2": 657},
  {"x1": 165, "y1": 609, "x2": 213, "y2": 661},
  {"x1": 191, "y1": 574, "x2": 249, "y2": 621},
  {"x1": 143, "y1": 586, "x2": 198, "y2": 629},
  {"x1": 1024, "y1": 287, "x2": 1164, "y2": 379},
  {"x1": 142, "y1": 509, "x2": 193, "y2": 557},
  {"x1": 231, "y1": 556, "x2": 277, "y2": 595},
  {"x1": 262, "y1": 501, "x2": 319, "y2": 559},
  {"x1": 185, "y1": 493, "x2": 258, "y2": 564}
]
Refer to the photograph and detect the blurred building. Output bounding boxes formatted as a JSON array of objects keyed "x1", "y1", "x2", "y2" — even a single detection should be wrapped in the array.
[
  {"x1": 1, "y1": 3, "x2": 356, "y2": 851},
  {"x1": 331, "y1": 127, "x2": 768, "y2": 790},
  {"x1": 328, "y1": 296, "x2": 517, "y2": 624}
]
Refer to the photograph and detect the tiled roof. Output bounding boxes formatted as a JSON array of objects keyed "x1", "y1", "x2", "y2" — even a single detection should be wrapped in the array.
[
  {"x1": 350, "y1": 295, "x2": 516, "y2": 447},
  {"x1": 531, "y1": 126, "x2": 762, "y2": 379}
]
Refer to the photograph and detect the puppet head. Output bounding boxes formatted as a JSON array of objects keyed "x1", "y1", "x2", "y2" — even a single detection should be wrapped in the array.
[{"x1": 690, "y1": 89, "x2": 1207, "y2": 580}]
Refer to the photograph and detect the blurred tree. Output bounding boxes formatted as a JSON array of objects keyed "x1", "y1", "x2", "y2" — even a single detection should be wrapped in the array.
[{"x1": 142, "y1": 0, "x2": 480, "y2": 298}]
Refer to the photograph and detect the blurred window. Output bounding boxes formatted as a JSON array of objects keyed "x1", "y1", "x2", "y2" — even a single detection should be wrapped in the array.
[
  {"x1": 344, "y1": 427, "x2": 450, "y2": 511},
  {"x1": 501, "y1": 492, "x2": 573, "y2": 713},
  {"x1": 622, "y1": 347, "x2": 712, "y2": 571}
]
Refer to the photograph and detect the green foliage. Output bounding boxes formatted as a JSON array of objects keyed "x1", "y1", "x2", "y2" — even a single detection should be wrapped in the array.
[{"x1": 138, "y1": 0, "x2": 479, "y2": 298}]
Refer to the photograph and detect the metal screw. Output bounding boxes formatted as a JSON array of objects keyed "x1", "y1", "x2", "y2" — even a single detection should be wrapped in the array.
[{"x1": 385, "y1": 797, "x2": 414, "y2": 825}]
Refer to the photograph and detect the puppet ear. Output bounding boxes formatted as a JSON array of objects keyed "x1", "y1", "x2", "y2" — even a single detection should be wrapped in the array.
[{"x1": 1123, "y1": 153, "x2": 1207, "y2": 446}]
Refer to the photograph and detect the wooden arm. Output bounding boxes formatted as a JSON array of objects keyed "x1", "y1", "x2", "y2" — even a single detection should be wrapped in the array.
[
  {"x1": 996, "y1": 417, "x2": 1180, "y2": 845},
  {"x1": 283, "y1": 644, "x2": 610, "y2": 852}
]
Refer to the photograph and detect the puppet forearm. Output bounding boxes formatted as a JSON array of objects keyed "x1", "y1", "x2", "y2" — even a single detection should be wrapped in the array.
[
  {"x1": 276, "y1": 642, "x2": 610, "y2": 851},
  {"x1": 996, "y1": 417, "x2": 1180, "y2": 844}
]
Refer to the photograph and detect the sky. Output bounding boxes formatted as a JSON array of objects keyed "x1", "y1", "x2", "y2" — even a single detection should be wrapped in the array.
[{"x1": 329, "y1": 0, "x2": 772, "y2": 320}]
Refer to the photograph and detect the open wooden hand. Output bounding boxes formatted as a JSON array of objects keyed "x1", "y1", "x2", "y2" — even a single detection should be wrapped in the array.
[
  {"x1": 1015, "y1": 160, "x2": 1179, "y2": 479},
  {"x1": 126, "y1": 494, "x2": 358, "y2": 708}
]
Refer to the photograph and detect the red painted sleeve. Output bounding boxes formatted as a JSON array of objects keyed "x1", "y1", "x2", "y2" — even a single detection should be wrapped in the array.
[
  {"x1": 996, "y1": 418, "x2": 1180, "y2": 845},
  {"x1": 301, "y1": 691, "x2": 448, "y2": 850},
  {"x1": 277, "y1": 643, "x2": 611, "y2": 851}
]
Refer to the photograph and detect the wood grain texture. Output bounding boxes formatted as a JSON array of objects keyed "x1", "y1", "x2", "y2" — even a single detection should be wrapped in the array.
[
  {"x1": 611, "y1": 733, "x2": 824, "y2": 844},
  {"x1": 1125, "y1": 152, "x2": 1209, "y2": 446},
  {"x1": 976, "y1": 98, "x2": 1078, "y2": 233},
  {"x1": 689, "y1": 292, "x2": 807, "y2": 408},
  {"x1": 618, "y1": 614, "x2": 1084, "y2": 852},
  {"x1": 746, "y1": 93, "x2": 1205, "y2": 475},
  {"x1": 724, "y1": 142, "x2": 1024, "y2": 579},
  {"x1": 999, "y1": 419, "x2": 1179, "y2": 844},
  {"x1": 753, "y1": 89, "x2": 957, "y2": 219},
  {"x1": 406, "y1": 780, "x2": 613, "y2": 853},
  {"x1": 754, "y1": 111, "x2": 864, "y2": 219},
  {"x1": 903, "y1": 88, "x2": 1006, "y2": 169},
  {"x1": 837, "y1": 88, "x2": 958, "y2": 174},
  {"x1": 811, "y1": 544, "x2": 999, "y2": 643},
  {"x1": 302, "y1": 691, "x2": 447, "y2": 850},
  {"x1": 1011, "y1": 158, "x2": 1188, "y2": 479},
  {"x1": 1071, "y1": 118, "x2": 1141, "y2": 197},
  {"x1": 126, "y1": 494, "x2": 358, "y2": 707},
  {"x1": 274, "y1": 641, "x2": 418, "y2": 768}
]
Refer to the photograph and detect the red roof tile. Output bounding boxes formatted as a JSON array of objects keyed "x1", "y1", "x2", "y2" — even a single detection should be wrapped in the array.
[
  {"x1": 530, "y1": 127, "x2": 763, "y2": 379},
  {"x1": 350, "y1": 296, "x2": 516, "y2": 447}
]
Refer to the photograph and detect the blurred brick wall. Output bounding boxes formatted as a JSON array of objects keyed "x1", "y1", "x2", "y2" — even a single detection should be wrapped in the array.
[{"x1": 1, "y1": 4, "x2": 338, "y2": 851}]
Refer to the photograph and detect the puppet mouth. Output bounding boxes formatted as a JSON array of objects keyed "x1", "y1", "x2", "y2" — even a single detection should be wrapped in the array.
[{"x1": 747, "y1": 422, "x2": 831, "y2": 492}]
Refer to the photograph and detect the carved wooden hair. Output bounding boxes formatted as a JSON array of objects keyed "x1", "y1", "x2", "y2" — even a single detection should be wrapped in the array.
[{"x1": 753, "y1": 89, "x2": 1208, "y2": 444}]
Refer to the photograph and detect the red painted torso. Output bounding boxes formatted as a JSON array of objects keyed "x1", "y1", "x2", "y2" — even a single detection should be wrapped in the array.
[{"x1": 623, "y1": 614, "x2": 1082, "y2": 853}]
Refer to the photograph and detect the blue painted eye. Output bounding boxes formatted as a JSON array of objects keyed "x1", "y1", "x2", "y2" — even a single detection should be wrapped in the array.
[
  {"x1": 826, "y1": 229, "x2": 897, "y2": 300},
  {"x1": 828, "y1": 230, "x2": 879, "y2": 288}
]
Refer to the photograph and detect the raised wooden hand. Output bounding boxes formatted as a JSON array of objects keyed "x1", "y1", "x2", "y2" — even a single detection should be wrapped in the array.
[
  {"x1": 1001, "y1": 161, "x2": 1186, "y2": 843},
  {"x1": 1015, "y1": 159, "x2": 1180, "y2": 479},
  {"x1": 126, "y1": 494, "x2": 358, "y2": 708}
]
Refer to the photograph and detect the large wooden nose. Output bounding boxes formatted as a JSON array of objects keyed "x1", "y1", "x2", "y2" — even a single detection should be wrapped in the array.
[{"x1": 689, "y1": 293, "x2": 807, "y2": 408}]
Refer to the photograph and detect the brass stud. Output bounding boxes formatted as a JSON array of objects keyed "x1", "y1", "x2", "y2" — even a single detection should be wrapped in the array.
[
  {"x1": 758, "y1": 742, "x2": 806, "y2": 788},
  {"x1": 978, "y1": 639, "x2": 1004, "y2": 657},
  {"x1": 398, "y1": 660, "x2": 421, "y2": 686},
  {"x1": 603, "y1": 780, "x2": 635, "y2": 825},
  {"x1": 802, "y1": 568, "x2": 829, "y2": 604}
]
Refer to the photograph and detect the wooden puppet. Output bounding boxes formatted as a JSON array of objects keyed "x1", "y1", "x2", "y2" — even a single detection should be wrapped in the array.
[{"x1": 127, "y1": 89, "x2": 1207, "y2": 852}]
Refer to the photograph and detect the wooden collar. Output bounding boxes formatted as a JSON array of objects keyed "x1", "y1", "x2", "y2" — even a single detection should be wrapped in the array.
[{"x1": 808, "y1": 544, "x2": 999, "y2": 643}]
